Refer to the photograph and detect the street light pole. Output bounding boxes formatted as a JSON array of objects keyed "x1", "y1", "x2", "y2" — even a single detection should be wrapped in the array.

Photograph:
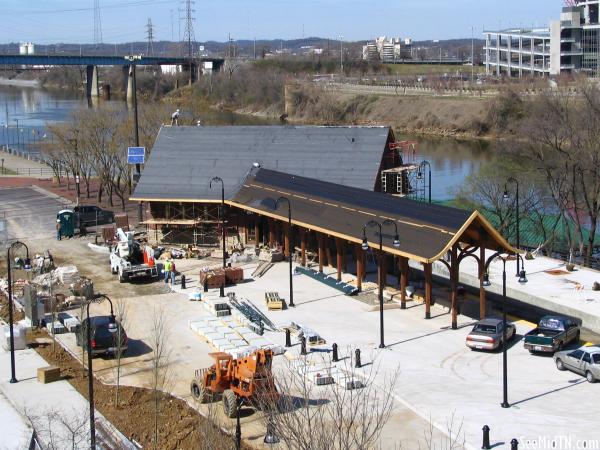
[
  {"x1": 362, "y1": 219, "x2": 401, "y2": 349},
  {"x1": 504, "y1": 177, "x2": 520, "y2": 276},
  {"x1": 6, "y1": 241, "x2": 31, "y2": 384},
  {"x1": 276, "y1": 197, "x2": 294, "y2": 308},
  {"x1": 86, "y1": 294, "x2": 117, "y2": 450},
  {"x1": 484, "y1": 251, "x2": 527, "y2": 409},
  {"x1": 339, "y1": 35, "x2": 344, "y2": 74},
  {"x1": 210, "y1": 176, "x2": 226, "y2": 297},
  {"x1": 418, "y1": 160, "x2": 432, "y2": 204}
]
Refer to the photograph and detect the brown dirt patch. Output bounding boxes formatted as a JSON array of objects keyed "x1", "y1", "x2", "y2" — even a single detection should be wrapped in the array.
[
  {"x1": 31, "y1": 329, "x2": 241, "y2": 450},
  {"x1": 545, "y1": 269, "x2": 570, "y2": 276}
]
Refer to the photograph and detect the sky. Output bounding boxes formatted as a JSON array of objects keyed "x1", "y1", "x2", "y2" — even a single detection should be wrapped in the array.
[{"x1": 0, "y1": 0, "x2": 567, "y2": 44}]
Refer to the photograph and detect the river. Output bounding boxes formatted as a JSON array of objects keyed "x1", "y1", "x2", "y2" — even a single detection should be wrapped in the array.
[{"x1": 0, "y1": 84, "x2": 490, "y2": 200}]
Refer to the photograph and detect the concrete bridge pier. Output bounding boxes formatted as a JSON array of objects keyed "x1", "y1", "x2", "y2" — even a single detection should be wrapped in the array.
[
  {"x1": 126, "y1": 65, "x2": 136, "y2": 102},
  {"x1": 86, "y1": 65, "x2": 99, "y2": 99}
]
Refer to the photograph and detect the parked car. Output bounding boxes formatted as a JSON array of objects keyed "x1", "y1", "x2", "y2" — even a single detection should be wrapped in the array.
[
  {"x1": 466, "y1": 318, "x2": 516, "y2": 351},
  {"x1": 73, "y1": 205, "x2": 115, "y2": 227},
  {"x1": 76, "y1": 316, "x2": 127, "y2": 357},
  {"x1": 554, "y1": 346, "x2": 600, "y2": 383},
  {"x1": 524, "y1": 315, "x2": 581, "y2": 354}
]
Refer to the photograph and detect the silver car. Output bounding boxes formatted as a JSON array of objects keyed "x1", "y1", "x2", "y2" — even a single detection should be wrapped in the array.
[
  {"x1": 554, "y1": 346, "x2": 600, "y2": 383},
  {"x1": 466, "y1": 318, "x2": 516, "y2": 351}
]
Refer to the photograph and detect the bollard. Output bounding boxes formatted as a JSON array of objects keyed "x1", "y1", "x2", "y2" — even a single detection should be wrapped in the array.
[
  {"x1": 355, "y1": 349, "x2": 361, "y2": 368},
  {"x1": 300, "y1": 336, "x2": 307, "y2": 355},
  {"x1": 285, "y1": 328, "x2": 291, "y2": 348},
  {"x1": 181, "y1": 274, "x2": 186, "y2": 290},
  {"x1": 481, "y1": 425, "x2": 490, "y2": 449},
  {"x1": 203, "y1": 280, "x2": 208, "y2": 292},
  {"x1": 332, "y1": 343, "x2": 339, "y2": 362},
  {"x1": 511, "y1": 438, "x2": 518, "y2": 450}
]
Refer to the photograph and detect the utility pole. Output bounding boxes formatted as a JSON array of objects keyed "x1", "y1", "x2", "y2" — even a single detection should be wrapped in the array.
[
  {"x1": 146, "y1": 18, "x2": 155, "y2": 57},
  {"x1": 339, "y1": 35, "x2": 344, "y2": 74},
  {"x1": 471, "y1": 26, "x2": 475, "y2": 84},
  {"x1": 253, "y1": 37, "x2": 256, "y2": 60},
  {"x1": 93, "y1": 0, "x2": 103, "y2": 47}
]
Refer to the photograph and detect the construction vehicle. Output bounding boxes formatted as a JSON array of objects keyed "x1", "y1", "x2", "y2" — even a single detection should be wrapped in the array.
[
  {"x1": 109, "y1": 228, "x2": 158, "y2": 283},
  {"x1": 190, "y1": 349, "x2": 279, "y2": 418}
]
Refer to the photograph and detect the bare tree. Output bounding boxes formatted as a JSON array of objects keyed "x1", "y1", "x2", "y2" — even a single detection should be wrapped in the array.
[
  {"x1": 423, "y1": 412, "x2": 466, "y2": 450},
  {"x1": 113, "y1": 298, "x2": 129, "y2": 407},
  {"x1": 264, "y1": 350, "x2": 398, "y2": 450},
  {"x1": 24, "y1": 406, "x2": 89, "y2": 450},
  {"x1": 149, "y1": 305, "x2": 172, "y2": 449}
]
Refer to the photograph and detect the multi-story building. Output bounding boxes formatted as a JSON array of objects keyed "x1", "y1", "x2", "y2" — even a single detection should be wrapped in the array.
[
  {"x1": 485, "y1": 1, "x2": 600, "y2": 77},
  {"x1": 362, "y1": 37, "x2": 412, "y2": 62}
]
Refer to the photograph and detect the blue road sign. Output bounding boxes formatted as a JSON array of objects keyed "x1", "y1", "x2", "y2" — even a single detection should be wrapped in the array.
[{"x1": 127, "y1": 147, "x2": 145, "y2": 165}]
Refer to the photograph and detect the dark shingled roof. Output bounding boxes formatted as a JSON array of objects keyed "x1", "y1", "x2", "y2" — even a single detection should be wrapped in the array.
[
  {"x1": 131, "y1": 125, "x2": 392, "y2": 202},
  {"x1": 230, "y1": 168, "x2": 514, "y2": 262}
]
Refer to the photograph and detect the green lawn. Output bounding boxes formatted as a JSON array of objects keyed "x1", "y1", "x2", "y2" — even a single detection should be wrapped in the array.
[
  {"x1": 384, "y1": 63, "x2": 485, "y2": 76},
  {"x1": 0, "y1": 167, "x2": 17, "y2": 175}
]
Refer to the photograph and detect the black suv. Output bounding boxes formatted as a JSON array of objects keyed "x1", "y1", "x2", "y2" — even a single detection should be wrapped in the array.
[
  {"x1": 73, "y1": 205, "x2": 115, "y2": 227},
  {"x1": 76, "y1": 316, "x2": 128, "y2": 357}
]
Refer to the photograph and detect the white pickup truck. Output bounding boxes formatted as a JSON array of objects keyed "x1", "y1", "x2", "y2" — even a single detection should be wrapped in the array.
[{"x1": 109, "y1": 228, "x2": 158, "y2": 283}]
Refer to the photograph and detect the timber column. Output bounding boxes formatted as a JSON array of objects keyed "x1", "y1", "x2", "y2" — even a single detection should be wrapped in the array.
[
  {"x1": 254, "y1": 219, "x2": 260, "y2": 245},
  {"x1": 399, "y1": 256, "x2": 409, "y2": 309},
  {"x1": 335, "y1": 238, "x2": 343, "y2": 281},
  {"x1": 300, "y1": 229, "x2": 307, "y2": 266},
  {"x1": 318, "y1": 234, "x2": 325, "y2": 273},
  {"x1": 268, "y1": 218, "x2": 275, "y2": 246},
  {"x1": 424, "y1": 262, "x2": 433, "y2": 319},
  {"x1": 284, "y1": 223, "x2": 290, "y2": 258},
  {"x1": 451, "y1": 244, "x2": 459, "y2": 330},
  {"x1": 356, "y1": 244, "x2": 364, "y2": 291},
  {"x1": 479, "y1": 245, "x2": 486, "y2": 319}
]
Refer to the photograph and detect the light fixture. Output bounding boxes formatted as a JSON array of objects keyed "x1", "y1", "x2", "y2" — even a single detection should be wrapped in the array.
[
  {"x1": 108, "y1": 314, "x2": 118, "y2": 334},
  {"x1": 482, "y1": 272, "x2": 491, "y2": 287},
  {"x1": 23, "y1": 258, "x2": 32, "y2": 271},
  {"x1": 518, "y1": 269, "x2": 528, "y2": 284},
  {"x1": 502, "y1": 189, "x2": 509, "y2": 201},
  {"x1": 263, "y1": 422, "x2": 280, "y2": 445},
  {"x1": 253, "y1": 162, "x2": 261, "y2": 168},
  {"x1": 417, "y1": 171, "x2": 423, "y2": 180},
  {"x1": 361, "y1": 236, "x2": 369, "y2": 251},
  {"x1": 393, "y1": 235, "x2": 400, "y2": 248}
]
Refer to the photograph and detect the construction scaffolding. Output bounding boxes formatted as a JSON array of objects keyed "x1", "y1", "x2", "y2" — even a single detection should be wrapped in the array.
[{"x1": 380, "y1": 141, "x2": 428, "y2": 202}]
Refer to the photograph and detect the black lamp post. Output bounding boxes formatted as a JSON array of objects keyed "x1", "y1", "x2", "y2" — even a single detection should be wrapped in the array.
[
  {"x1": 276, "y1": 196, "x2": 294, "y2": 308},
  {"x1": 6, "y1": 241, "x2": 31, "y2": 383},
  {"x1": 263, "y1": 413, "x2": 280, "y2": 446},
  {"x1": 483, "y1": 251, "x2": 527, "y2": 409},
  {"x1": 503, "y1": 177, "x2": 520, "y2": 276},
  {"x1": 86, "y1": 294, "x2": 117, "y2": 449},
  {"x1": 362, "y1": 219, "x2": 401, "y2": 349},
  {"x1": 417, "y1": 160, "x2": 432, "y2": 204},
  {"x1": 210, "y1": 176, "x2": 226, "y2": 297}
]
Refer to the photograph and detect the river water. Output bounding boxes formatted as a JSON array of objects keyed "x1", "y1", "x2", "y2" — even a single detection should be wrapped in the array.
[{"x1": 0, "y1": 84, "x2": 490, "y2": 200}]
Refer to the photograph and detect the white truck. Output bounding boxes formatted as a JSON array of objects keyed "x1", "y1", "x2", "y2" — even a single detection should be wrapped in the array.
[{"x1": 109, "y1": 228, "x2": 158, "y2": 283}]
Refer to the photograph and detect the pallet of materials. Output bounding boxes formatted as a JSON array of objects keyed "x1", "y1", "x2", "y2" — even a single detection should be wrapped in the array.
[
  {"x1": 225, "y1": 267, "x2": 244, "y2": 284},
  {"x1": 199, "y1": 269, "x2": 225, "y2": 289},
  {"x1": 265, "y1": 291, "x2": 283, "y2": 310}
]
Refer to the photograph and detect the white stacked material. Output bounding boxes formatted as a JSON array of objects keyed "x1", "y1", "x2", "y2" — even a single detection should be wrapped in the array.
[
  {"x1": 46, "y1": 321, "x2": 66, "y2": 334},
  {"x1": 204, "y1": 332, "x2": 222, "y2": 343},
  {"x1": 229, "y1": 339, "x2": 246, "y2": 348},
  {"x1": 188, "y1": 292, "x2": 202, "y2": 301},
  {"x1": 188, "y1": 321, "x2": 204, "y2": 333},
  {"x1": 63, "y1": 317, "x2": 80, "y2": 332},
  {"x1": 2, "y1": 324, "x2": 27, "y2": 351},
  {"x1": 55, "y1": 265, "x2": 80, "y2": 285}
]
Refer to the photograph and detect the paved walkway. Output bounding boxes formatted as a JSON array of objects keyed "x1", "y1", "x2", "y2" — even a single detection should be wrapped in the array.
[{"x1": 0, "y1": 149, "x2": 48, "y2": 174}]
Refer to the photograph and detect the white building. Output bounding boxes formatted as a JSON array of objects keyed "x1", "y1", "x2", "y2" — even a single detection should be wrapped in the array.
[
  {"x1": 485, "y1": 1, "x2": 600, "y2": 77},
  {"x1": 362, "y1": 36, "x2": 412, "y2": 62}
]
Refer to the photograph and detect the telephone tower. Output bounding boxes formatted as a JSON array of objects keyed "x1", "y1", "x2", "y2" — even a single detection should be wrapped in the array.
[
  {"x1": 93, "y1": 0, "x2": 103, "y2": 46},
  {"x1": 146, "y1": 18, "x2": 155, "y2": 56},
  {"x1": 180, "y1": 0, "x2": 196, "y2": 59}
]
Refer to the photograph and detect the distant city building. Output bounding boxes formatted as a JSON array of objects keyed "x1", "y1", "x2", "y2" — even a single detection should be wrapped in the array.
[
  {"x1": 19, "y1": 43, "x2": 35, "y2": 55},
  {"x1": 485, "y1": 1, "x2": 600, "y2": 77},
  {"x1": 362, "y1": 37, "x2": 412, "y2": 62}
]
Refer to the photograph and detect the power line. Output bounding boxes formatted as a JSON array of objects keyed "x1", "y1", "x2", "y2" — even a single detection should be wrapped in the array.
[
  {"x1": 0, "y1": 0, "x2": 174, "y2": 15},
  {"x1": 93, "y1": 0, "x2": 103, "y2": 46},
  {"x1": 146, "y1": 18, "x2": 155, "y2": 56}
]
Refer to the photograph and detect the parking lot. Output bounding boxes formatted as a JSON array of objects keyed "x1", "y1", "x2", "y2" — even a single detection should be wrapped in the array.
[{"x1": 57, "y1": 257, "x2": 599, "y2": 449}]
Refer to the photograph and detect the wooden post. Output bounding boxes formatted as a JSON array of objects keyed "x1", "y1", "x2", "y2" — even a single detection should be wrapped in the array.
[
  {"x1": 268, "y1": 218, "x2": 275, "y2": 246},
  {"x1": 479, "y1": 245, "x2": 486, "y2": 319},
  {"x1": 400, "y1": 256, "x2": 409, "y2": 309},
  {"x1": 284, "y1": 224, "x2": 290, "y2": 258},
  {"x1": 424, "y1": 262, "x2": 432, "y2": 319},
  {"x1": 325, "y1": 237, "x2": 333, "y2": 268},
  {"x1": 318, "y1": 234, "x2": 324, "y2": 273},
  {"x1": 356, "y1": 244, "x2": 364, "y2": 291},
  {"x1": 301, "y1": 229, "x2": 307, "y2": 266},
  {"x1": 254, "y1": 219, "x2": 260, "y2": 245},
  {"x1": 451, "y1": 244, "x2": 458, "y2": 330},
  {"x1": 342, "y1": 241, "x2": 348, "y2": 272},
  {"x1": 335, "y1": 237, "x2": 343, "y2": 281}
]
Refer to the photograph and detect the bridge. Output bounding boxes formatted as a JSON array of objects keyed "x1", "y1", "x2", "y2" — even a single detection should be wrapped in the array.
[{"x1": 0, "y1": 54, "x2": 225, "y2": 100}]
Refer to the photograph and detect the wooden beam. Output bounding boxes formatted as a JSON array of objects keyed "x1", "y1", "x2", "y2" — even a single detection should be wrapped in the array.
[
  {"x1": 424, "y1": 262, "x2": 432, "y2": 319},
  {"x1": 318, "y1": 233, "x2": 324, "y2": 273},
  {"x1": 479, "y1": 245, "x2": 486, "y2": 319},
  {"x1": 400, "y1": 256, "x2": 409, "y2": 310},
  {"x1": 301, "y1": 229, "x2": 307, "y2": 266},
  {"x1": 451, "y1": 243, "x2": 459, "y2": 330},
  {"x1": 356, "y1": 244, "x2": 364, "y2": 291},
  {"x1": 335, "y1": 237, "x2": 343, "y2": 281},
  {"x1": 284, "y1": 223, "x2": 290, "y2": 258}
]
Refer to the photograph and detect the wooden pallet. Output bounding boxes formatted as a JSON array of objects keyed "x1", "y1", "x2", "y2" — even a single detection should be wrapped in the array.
[{"x1": 265, "y1": 291, "x2": 283, "y2": 310}]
